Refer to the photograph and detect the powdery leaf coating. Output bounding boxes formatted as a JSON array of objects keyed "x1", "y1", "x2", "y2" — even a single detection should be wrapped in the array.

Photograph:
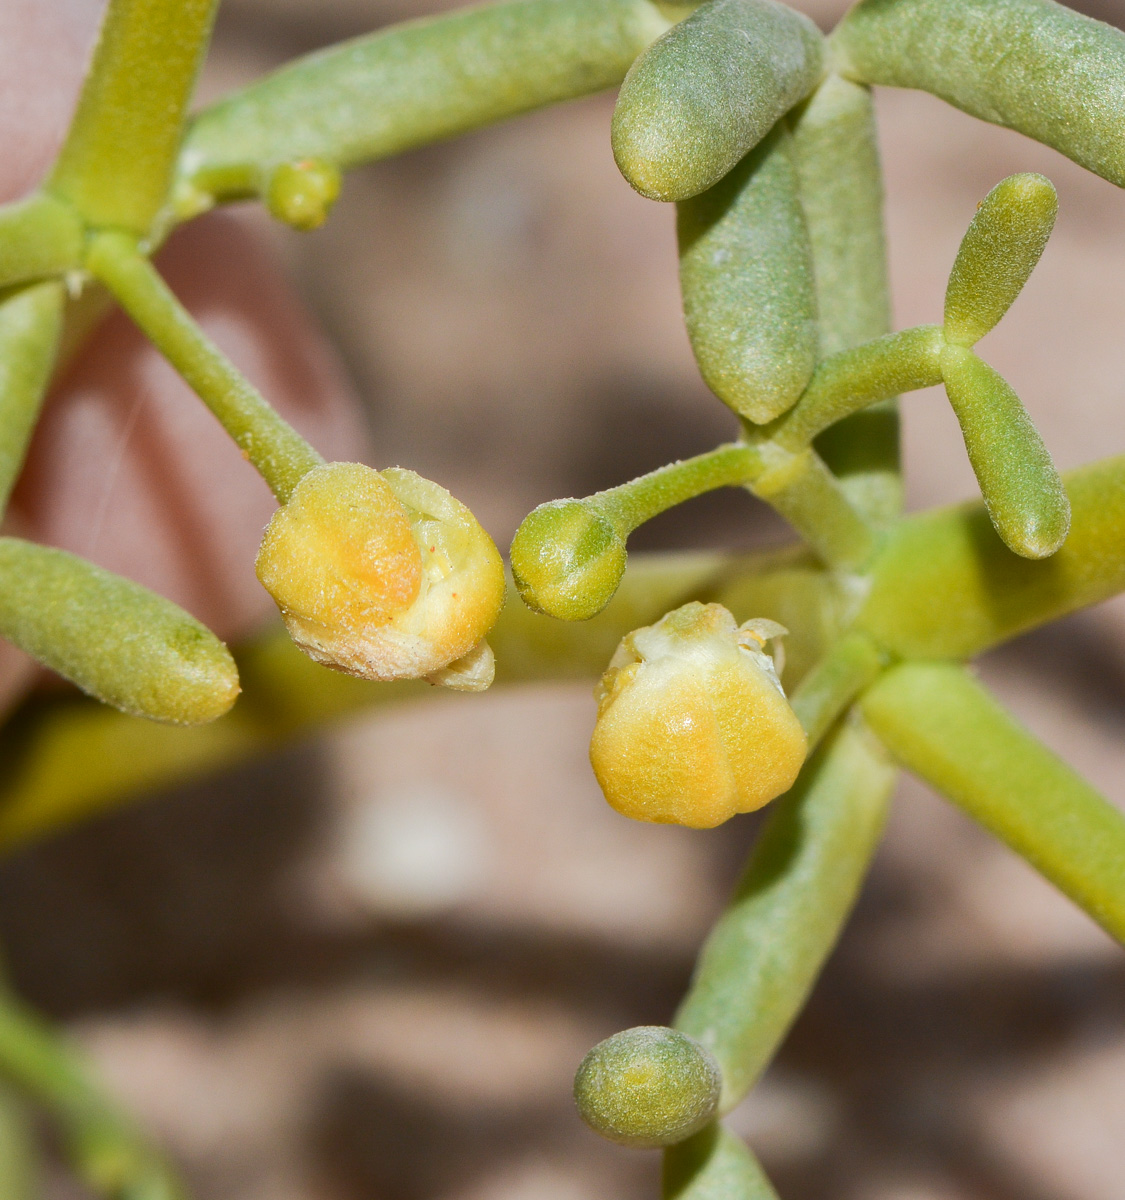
[
  {"x1": 834, "y1": 0, "x2": 1125, "y2": 188},
  {"x1": 574, "y1": 1026, "x2": 721, "y2": 1148},
  {"x1": 256, "y1": 462, "x2": 505, "y2": 684},
  {"x1": 612, "y1": 0, "x2": 824, "y2": 202},
  {"x1": 590, "y1": 602, "x2": 807, "y2": 829},
  {"x1": 678, "y1": 124, "x2": 818, "y2": 424}
]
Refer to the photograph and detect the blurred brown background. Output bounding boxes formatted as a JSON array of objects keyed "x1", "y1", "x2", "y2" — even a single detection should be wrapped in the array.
[{"x1": 5, "y1": 1, "x2": 1125, "y2": 1197}]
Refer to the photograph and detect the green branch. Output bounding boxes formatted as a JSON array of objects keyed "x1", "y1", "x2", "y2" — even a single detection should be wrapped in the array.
[
  {"x1": 85, "y1": 232, "x2": 323, "y2": 502},
  {"x1": 861, "y1": 661, "x2": 1125, "y2": 943},
  {"x1": 48, "y1": 0, "x2": 220, "y2": 236},
  {"x1": 0, "y1": 992, "x2": 183, "y2": 1198},
  {"x1": 789, "y1": 631, "x2": 885, "y2": 752}
]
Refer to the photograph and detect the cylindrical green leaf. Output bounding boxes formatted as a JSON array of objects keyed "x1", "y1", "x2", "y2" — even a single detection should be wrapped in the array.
[
  {"x1": 833, "y1": 0, "x2": 1125, "y2": 188},
  {"x1": 613, "y1": 0, "x2": 824, "y2": 201},
  {"x1": 180, "y1": 0, "x2": 676, "y2": 193},
  {"x1": 48, "y1": 0, "x2": 220, "y2": 234},
  {"x1": 0, "y1": 539, "x2": 239, "y2": 724},
  {"x1": 789, "y1": 73, "x2": 900, "y2": 524},
  {"x1": 678, "y1": 124, "x2": 818, "y2": 424},
  {"x1": 855, "y1": 454, "x2": 1125, "y2": 660},
  {"x1": 0, "y1": 282, "x2": 65, "y2": 513},
  {"x1": 941, "y1": 344, "x2": 1069, "y2": 559},
  {"x1": 674, "y1": 718, "x2": 895, "y2": 1110},
  {"x1": 945, "y1": 173, "x2": 1058, "y2": 347},
  {"x1": 861, "y1": 662, "x2": 1125, "y2": 944},
  {"x1": 790, "y1": 75, "x2": 890, "y2": 356},
  {"x1": 664, "y1": 1123, "x2": 779, "y2": 1200}
]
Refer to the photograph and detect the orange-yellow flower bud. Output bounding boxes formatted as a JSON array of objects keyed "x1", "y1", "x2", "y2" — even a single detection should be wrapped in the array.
[
  {"x1": 590, "y1": 602, "x2": 807, "y2": 829},
  {"x1": 255, "y1": 462, "x2": 505, "y2": 689}
]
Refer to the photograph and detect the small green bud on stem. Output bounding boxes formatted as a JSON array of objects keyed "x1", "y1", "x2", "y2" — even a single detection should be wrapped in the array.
[
  {"x1": 574, "y1": 1027, "x2": 721, "y2": 1148},
  {"x1": 510, "y1": 499, "x2": 627, "y2": 622},
  {"x1": 266, "y1": 159, "x2": 342, "y2": 230}
]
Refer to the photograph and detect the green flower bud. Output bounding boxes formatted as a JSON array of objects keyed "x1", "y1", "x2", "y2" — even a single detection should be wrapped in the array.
[
  {"x1": 510, "y1": 500, "x2": 627, "y2": 621},
  {"x1": 574, "y1": 1027, "x2": 721, "y2": 1148},
  {"x1": 266, "y1": 159, "x2": 342, "y2": 231}
]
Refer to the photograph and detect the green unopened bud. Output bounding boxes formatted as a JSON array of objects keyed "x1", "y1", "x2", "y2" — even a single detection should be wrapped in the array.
[
  {"x1": 574, "y1": 1027, "x2": 721, "y2": 1148},
  {"x1": 510, "y1": 500, "x2": 627, "y2": 621},
  {"x1": 945, "y1": 173, "x2": 1057, "y2": 347},
  {"x1": 0, "y1": 539, "x2": 239, "y2": 724},
  {"x1": 266, "y1": 159, "x2": 342, "y2": 231}
]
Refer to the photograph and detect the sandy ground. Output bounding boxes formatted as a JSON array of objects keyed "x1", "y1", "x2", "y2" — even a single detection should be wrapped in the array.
[{"x1": 2, "y1": 1, "x2": 1125, "y2": 1197}]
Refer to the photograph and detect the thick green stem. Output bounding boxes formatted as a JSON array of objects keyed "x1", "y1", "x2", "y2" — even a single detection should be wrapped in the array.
[
  {"x1": 789, "y1": 632, "x2": 885, "y2": 752},
  {"x1": 750, "y1": 447, "x2": 878, "y2": 571},
  {"x1": 674, "y1": 718, "x2": 895, "y2": 1111},
  {"x1": 0, "y1": 283, "x2": 65, "y2": 514},
  {"x1": 0, "y1": 992, "x2": 182, "y2": 1198},
  {"x1": 861, "y1": 662, "x2": 1125, "y2": 943},
  {"x1": 179, "y1": 0, "x2": 677, "y2": 203},
  {"x1": 856, "y1": 454, "x2": 1125, "y2": 660},
  {"x1": 593, "y1": 443, "x2": 766, "y2": 534},
  {"x1": 48, "y1": 0, "x2": 219, "y2": 235},
  {"x1": 664, "y1": 1123, "x2": 779, "y2": 1200},
  {"x1": 0, "y1": 196, "x2": 84, "y2": 291},
  {"x1": 85, "y1": 232, "x2": 322, "y2": 501}
]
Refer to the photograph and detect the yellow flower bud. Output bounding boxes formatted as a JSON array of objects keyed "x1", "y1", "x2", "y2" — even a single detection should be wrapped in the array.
[
  {"x1": 255, "y1": 462, "x2": 505, "y2": 689},
  {"x1": 590, "y1": 602, "x2": 807, "y2": 829}
]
